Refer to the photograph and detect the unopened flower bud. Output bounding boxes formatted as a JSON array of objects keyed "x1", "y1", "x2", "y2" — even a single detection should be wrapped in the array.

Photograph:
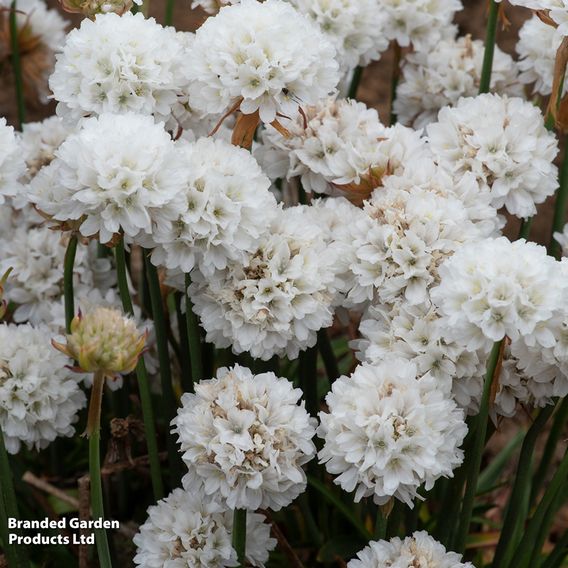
[{"x1": 53, "y1": 307, "x2": 146, "y2": 375}]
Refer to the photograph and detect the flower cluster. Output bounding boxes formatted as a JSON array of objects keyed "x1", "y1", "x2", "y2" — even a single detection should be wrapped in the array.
[
  {"x1": 256, "y1": 97, "x2": 428, "y2": 197},
  {"x1": 432, "y1": 237, "x2": 564, "y2": 349},
  {"x1": 0, "y1": 323, "x2": 86, "y2": 454},
  {"x1": 185, "y1": 0, "x2": 340, "y2": 123},
  {"x1": 49, "y1": 12, "x2": 189, "y2": 124},
  {"x1": 395, "y1": 35, "x2": 522, "y2": 128},
  {"x1": 427, "y1": 93, "x2": 559, "y2": 218},
  {"x1": 149, "y1": 137, "x2": 277, "y2": 275},
  {"x1": 173, "y1": 364, "x2": 317, "y2": 510},
  {"x1": 133, "y1": 487, "x2": 276, "y2": 567},
  {"x1": 189, "y1": 205, "x2": 339, "y2": 360},
  {"x1": 348, "y1": 531, "x2": 474, "y2": 567},
  {"x1": 318, "y1": 361, "x2": 467, "y2": 506}
]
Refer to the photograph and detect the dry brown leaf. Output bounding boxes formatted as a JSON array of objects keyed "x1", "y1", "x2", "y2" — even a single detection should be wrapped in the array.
[
  {"x1": 231, "y1": 110, "x2": 260, "y2": 149},
  {"x1": 546, "y1": 35, "x2": 568, "y2": 126}
]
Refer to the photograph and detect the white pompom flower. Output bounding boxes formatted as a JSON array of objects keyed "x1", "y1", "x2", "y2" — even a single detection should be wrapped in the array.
[
  {"x1": 348, "y1": 531, "x2": 474, "y2": 567},
  {"x1": 28, "y1": 113, "x2": 187, "y2": 243},
  {"x1": 256, "y1": 97, "x2": 429, "y2": 198},
  {"x1": 149, "y1": 137, "x2": 277, "y2": 275},
  {"x1": 427, "y1": 93, "x2": 559, "y2": 218},
  {"x1": 133, "y1": 487, "x2": 276, "y2": 567},
  {"x1": 378, "y1": 0, "x2": 462, "y2": 51},
  {"x1": 517, "y1": 15, "x2": 566, "y2": 97},
  {"x1": 431, "y1": 237, "x2": 565, "y2": 350},
  {"x1": 185, "y1": 0, "x2": 340, "y2": 124},
  {"x1": 0, "y1": 118, "x2": 26, "y2": 206},
  {"x1": 0, "y1": 323, "x2": 86, "y2": 454},
  {"x1": 188, "y1": 205, "x2": 339, "y2": 360},
  {"x1": 318, "y1": 360, "x2": 467, "y2": 507},
  {"x1": 49, "y1": 12, "x2": 189, "y2": 124},
  {"x1": 395, "y1": 35, "x2": 522, "y2": 129},
  {"x1": 173, "y1": 365, "x2": 317, "y2": 511}
]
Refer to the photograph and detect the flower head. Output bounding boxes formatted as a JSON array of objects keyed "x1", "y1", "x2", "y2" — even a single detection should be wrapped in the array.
[
  {"x1": 318, "y1": 360, "x2": 467, "y2": 507},
  {"x1": 0, "y1": 323, "x2": 86, "y2": 454},
  {"x1": 185, "y1": 0, "x2": 340, "y2": 124},
  {"x1": 395, "y1": 35, "x2": 522, "y2": 129},
  {"x1": 187, "y1": 205, "x2": 339, "y2": 360},
  {"x1": 49, "y1": 12, "x2": 188, "y2": 124},
  {"x1": 427, "y1": 93, "x2": 559, "y2": 218},
  {"x1": 133, "y1": 487, "x2": 276, "y2": 567},
  {"x1": 348, "y1": 531, "x2": 474, "y2": 567},
  {"x1": 431, "y1": 237, "x2": 565, "y2": 350},
  {"x1": 53, "y1": 307, "x2": 146, "y2": 375},
  {"x1": 28, "y1": 113, "x2": 187, "y2": 242},
  {"x1": 173, "y1": 364, "x2": 317, "y2": 510},
  {"x1": 59, "y1": 0, "x2": 142, "y2": 16}
]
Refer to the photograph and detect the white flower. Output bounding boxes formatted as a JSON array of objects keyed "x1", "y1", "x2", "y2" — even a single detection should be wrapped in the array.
[
  {"x1": 338, "y1": 173, "x2": 492, "y2": 309},
  {"x1": 188, "y1": 205, "x2": 339, "y2": 360},
  {"x1": 18, "y1": 117, "x2": 73, "y2": 182},
  {"x1": 0, "y1": 323, "x2": 86, "y2": 454},
  {"x1": 427, "y1": 94, "x2": 559, "y2": 218},
  {"x1": 49, "y1": 12, "x2": 190, "y2": 124},
  {"x1": 378, "y1": 0, "x2": 462, "y2": 51},
  {"x1": 149, "y1": 137, "x2": 277, "y2": 275},
  {"x1": 0, "y1": 226, "x2": 109, "y2": 325},
  {"x1": 508, "y1": 0, "x2": 568, "y2": 35},
  {"x1": 431, "y1": 237, "x2": 565, "y2": 350},
  {"x1": 318, "y1": 361, "x2": 467, "y2": 507},
  {"x1": 185, "y1": 0, "x2": 340, "y2": 124},
  {"x1": 14, "y1": 0, "x2": 67, "y2": 53},
  {"x1": 28, "y1": 113, "x2": 187, "y2": 243},
  {"x1": 348, "y1": 531, "x2": 474, "y2": 567},
  {"x1": 173, "y1": 364, "x2": 317, "y2": 511},
  {"x1": 288, "y1": 0, "x2": 389, "y2": 71},
  {"x1": 256, "y1": 97, "x2": 429, "y2": 196},
  {"x1": 133, "y1": 487, "x2": 276, "y2": 567},
  {"x1": 355, "y1": 302, "x2": 489, "y2": 415},
  {"x1": 395, "y1": 35, "x2": 522, "y2": 129},
  {"x1": 0, "y1": 118, "x2": 26, "y2": 206},
  {"x1": 554, "y1": 222, "x2": 568, "y2": 256},
  {"x1": 517, "y1": 16, "x2": 566, "y2": 97}
]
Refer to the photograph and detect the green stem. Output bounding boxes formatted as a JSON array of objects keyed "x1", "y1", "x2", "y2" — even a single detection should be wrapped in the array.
[
  {"x1": 165, "y1": 0, "x2": 174, "y2": 25},
  {"x1": 145, "y1": 255, "x2": 182, "y2": 484},
  {"x1": 0, "y1": 427, "x2": 28, "y2": 567},
  {"x1": 317, "y1": 328, "x2": 339, "y2": 384},
  {"x1": 88, "y1": 371, "x2": 112, "y2": 568},
  {"x1": 348, "y1": 66, "x2": 363, "y2": 100},
  {"x1": 232, "y1": 509, "x2": 247, "y2": 567},
  {"x1": 9, "y1": 1, "x2": 26, "y2": 128},
  {"x1": 491, "y1": 404, "x2": 555, "y2": 567},
  {"x1": 299, "y1": 346, "x2": 319, "y2": 417},
  {"x1": 114, "y1": 241, "x2": 164, "y2": 500},
  {"x1": 374, "y1": 507, "x2": 387, "y2": 540},
  {"x1": 542, "y1": 530, "x2": 568, "y2": 568},
  {"x1": 185, "y1": 273, "x2": 202, "y2": 392},
  {"x1": 389, "y1": 42, "x2": 402, "y2": 126},
  {"x1": 518, "y1": 217, "x2": 533, "y2": 240},
  {"x1": 478, "y1": 0, "x2": 499, "y2": 94},
  {"x1": 549, "y1": 139, "x2": 568, "y2": 259},
  {"x1": 510, "y1": 448, "x2": 568, "y2": 568},
  {"x1": 64, "y1": 235, "x2": 78, "y2": 333},
  {"x1": 532, "y1": 397, "x2": 568, "y2": 505},
  {"x1": 454, "y1": 340, "x2": 503, "y2": 553}
]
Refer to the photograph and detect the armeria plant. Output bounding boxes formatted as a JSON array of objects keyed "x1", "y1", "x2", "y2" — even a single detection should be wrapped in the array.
[{"x1": 1, "y1": 0, "x2": 568, "y2": 566}]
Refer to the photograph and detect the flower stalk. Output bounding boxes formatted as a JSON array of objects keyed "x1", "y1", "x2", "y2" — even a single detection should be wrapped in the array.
[
  {"x1": 454, "y1": 339, "x2": 503, "y2": 552},
  {"x1": 88, "y1": 371, "x2": 113, "y2": 568},
  {"x1": 64, "y1": 234, "x2": 78, "y2": 334},
  {"x1": 232, "y1": 508, "x2": 247, "y2": 567},
  {"x1": 478, "y1": 0, "x2": 499, "y2": 94},
  {"x1": 114, "y1": 240, "x2": 164, "y2": 500}
]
